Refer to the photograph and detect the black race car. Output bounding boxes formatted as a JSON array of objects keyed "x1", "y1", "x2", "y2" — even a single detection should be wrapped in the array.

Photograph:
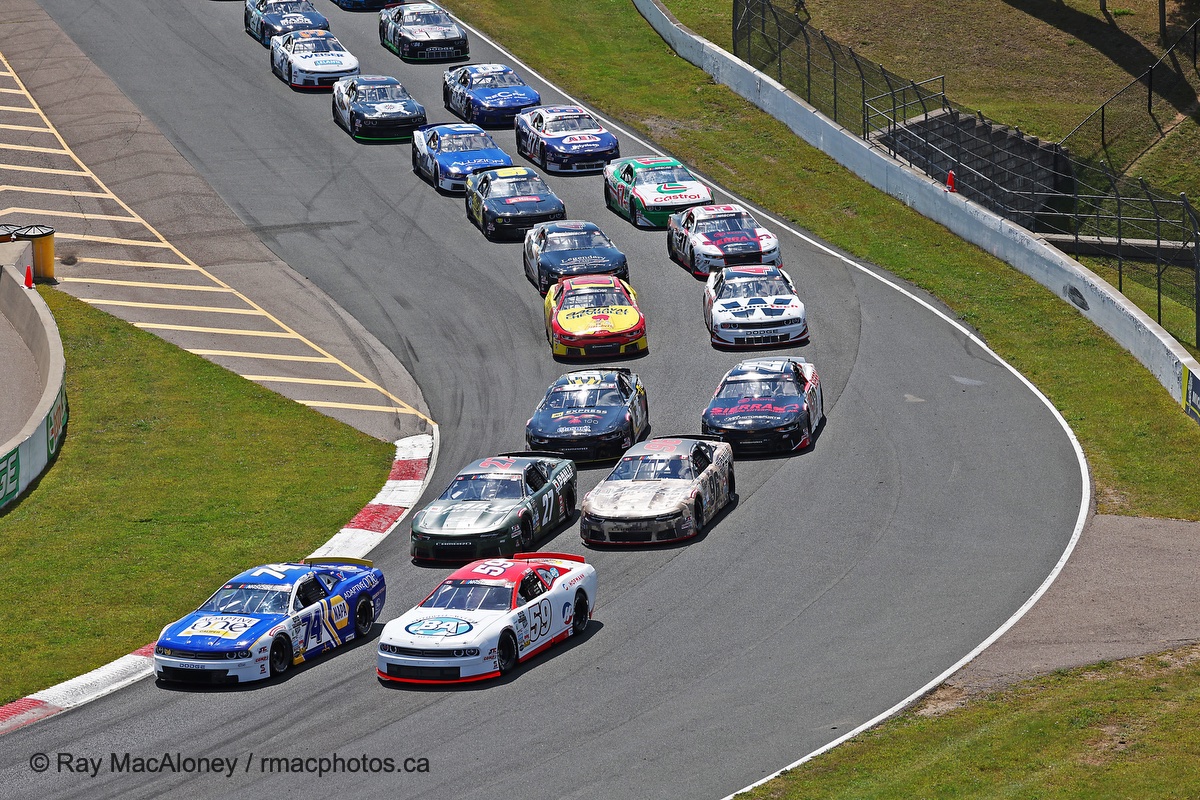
[
  {"x1": 522, "y1": 220, "x2": 628, "y2": 294},
  {"x1": 378, "y1": 2, "x2": 469, "y2": 62},
  {"x1": 332, "y1": 75, "x2": 426, "y2": 142},
  {"x1": 465, "y1": 166, "x2": 565, "y2": 240},
  {"x1": 526, "y1": 369, "x2": 650, "y2": 462},
  {"x1": 701, "y1": 357, "x2": 824, "y2": 453},
  {"x1": 244, "y1": 0, "x2": 329, "y2": 47}
]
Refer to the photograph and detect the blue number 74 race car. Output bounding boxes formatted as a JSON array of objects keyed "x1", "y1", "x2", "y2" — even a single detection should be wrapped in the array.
[{"x1": 153, "y1": 559, "x2": 385, "y2": 685}]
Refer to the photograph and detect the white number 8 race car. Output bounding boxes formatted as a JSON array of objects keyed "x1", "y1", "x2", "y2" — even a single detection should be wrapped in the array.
[{"x1": 377, "y1": 553, "x2": 597, "y2": 684}]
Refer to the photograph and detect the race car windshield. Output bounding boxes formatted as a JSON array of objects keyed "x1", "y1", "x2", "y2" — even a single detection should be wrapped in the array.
[
  {"x1": 199, "y1": 584, "x2": 290, "y2": 616},
  {"x1": 694, "y1": 214, "x2": 756, "y2": 234},
  {"x1": 545, "y1": 231, "x2": 610, "y2": 251},
  {"x1": 404, "y1": 11, "x2": 452, "y2": 25},
  {"x1": 718, "y1": 278, "x2": 792, "y2": 300},
  {"x1": 421, "y1": 579, "x2": 513, "y2": 611},
  {"x1": 359, "y1": 85, "x2": 410, "y2": 102},
  {"x1": 269, "y1": 1, "x2": 315, "y2": 12},
  {"x1": 716, "y1": 377, "x2": 797, "y2": 399},
  {"x1": 439, "y1": 473, "x2": 525, "y2": 501},
  {"x1": 292, "y1": 39, "x2": 344, "y2": 54},
  {"x1": 635, "y1": 166, "x2": 693, "y2": 185},
  {"x1": 492, "y1": 177, "x2": 548, "y2": 198},
  {"x1": 544, "y1": 386, "x2": 621, "y2": 409},
  {"x1": 561, "y1": 288, "x2": 627, "y2": 309},
  {"x1": 471, "y1": 72, "x2": 524, "y2": 88},
  {"x1": 544, "y1": 115, "x2": 601, "y2": 134},
  {"x1": 440, "y1": 134, "x2": 495, "y2": 152},
  {"x1": 608, "y1": 455, "x2": 694, "y2": 481}
]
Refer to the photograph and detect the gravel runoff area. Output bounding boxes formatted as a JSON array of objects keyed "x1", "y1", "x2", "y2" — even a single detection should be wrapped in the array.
[{"x1": 922, "y1": 512, "x2": 1200, "y2": 713}]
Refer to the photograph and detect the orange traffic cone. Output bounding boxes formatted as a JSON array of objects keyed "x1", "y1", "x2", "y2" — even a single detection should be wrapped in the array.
[
  {"x1": 24, "y1": 264, "x2": 33, "y2": 288},
  {"x1": 945, "y1": 170, "x2": 957, "y2": 193}
]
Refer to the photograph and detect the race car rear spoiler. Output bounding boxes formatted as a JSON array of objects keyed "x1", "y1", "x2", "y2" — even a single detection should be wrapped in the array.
[
  {"x1": 304, "y1": 557, "x2": 374, "y2": 568},
  {"x1": 513, "y1": 552, "x2": 585, "y2": 564},
  {"x1": 653, "y1": 434, "x2": 722, "y2": 443},
  {"x1": 497, "y1": 450, "x2": 569, "y2": 460}
]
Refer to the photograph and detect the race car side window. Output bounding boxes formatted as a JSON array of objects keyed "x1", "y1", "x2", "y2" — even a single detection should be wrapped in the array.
[
  {"x1": 535, "y1": 566, "x2": 559, "y2": 586},
  {"x1": 692, "y1": 445, "x2": 711, "y2": 473},
  {"x1": 428, "y1": 132, "x2": 438, "y2": 150},
  {"x1": 477, "y1": 177, "x2": 490, "y2": 198},
  {"x1": 459, "y1": 72, "x2": 470, "y2": 86},
  {"x1": 621, "y1": 165, "x2": 634, "y2": 183},
  {"x1": 618, "y1": 373, "x2": 633, "y2": 398},
  {"x1": 518, "y1": 572, "x2": 547, "y2": 604},
  {"x1": 293, "y1": 576, "x2": 327, "y2": 610},
  {"x1": 712, "y1": 273, "x2": 724, "y2": 295},
  {"x1": 316, "y1": 572, "x2": 337, "y2": 593},
  {"x1": 683, "y1": 210, "x2": 695, "y2": 231},
  {"x1": 525, "y1": 464, "x2": 546, "y2": 492}
]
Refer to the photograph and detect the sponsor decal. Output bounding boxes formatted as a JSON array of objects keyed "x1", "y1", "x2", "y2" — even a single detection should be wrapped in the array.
[
  {"x1": 1065, "y1": 284, "x2": 1090, "y2": 310},
  {"x1": 549, "y1": 411, "x2": 605, "y2": 421},
  {"x1": 330, "y1": 597, "x2": 349, "y2": 629},
  {"x1": 562, "y1": 134, "x2": 601, "y2": 144},
  {"x1": 709, "y1": 402, "x2": 800, "y2": 415},
  {"x1": 404, "y1": 617, "x2": 474, "y2": 637},
  {"x1": 504, "y1": 196, "x2": 542, "y2": 204},
  {"x1": 562, "y1": 601, "x2": 573, "y2": 625},
  {"x1": 1185, "y1": 367, "x2": 1200, "y2": 424},
  {"x1": 559, "y1": 255, "x2": 613, "y2": 267},
  {"x1": 179, "y1": 616, "x2": 260, "y2": 639},
  {"x1": 0, "y1": 446, "x2": 18, "y2": 506},
  {"x1": 313, "y1": 59, "x2": 342, "y2": 67}
]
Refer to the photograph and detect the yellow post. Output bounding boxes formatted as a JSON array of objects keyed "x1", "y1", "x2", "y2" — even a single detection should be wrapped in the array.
[{"x1": 14, "y1": 225, "x2": 55, "y2": 280}]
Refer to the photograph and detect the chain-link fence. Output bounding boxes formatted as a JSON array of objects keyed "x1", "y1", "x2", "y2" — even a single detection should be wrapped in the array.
[{"x1": 732, "y1": 0, "x2": 1199, "y2": 347}]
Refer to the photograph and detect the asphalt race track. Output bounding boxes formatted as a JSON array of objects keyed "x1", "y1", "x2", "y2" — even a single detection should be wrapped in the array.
[{"x1": 5, "y1": 2, "x2": 1084, "y2": 798}]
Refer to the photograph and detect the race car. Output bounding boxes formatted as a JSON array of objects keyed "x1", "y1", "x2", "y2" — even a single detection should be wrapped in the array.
[
  {"x1": 523, "y1": 220, "x2": 629, "y2": 294},
  {"x1": 526, "y1": 368, "x2": 650, "y2": 462},
  {"x1": 544, "y1": 274, "x2": 648, "y2": 358},
  {"x1": 701, "y1": 357, "x2": 824, "y2": 453},
  {"x1": 244, "y1": 0, "x2": 328, "y2": 47},
  {"x1": 667, "y1": 203, "x2": 782, "y2": 275},
  {"x1": 465, "y1": 166, "x2": 566, "y2": 240},
  {"x1": 332, "y1": 75, "x2": 426, "y2": 142},
  {"x1": 409, "y1": 453, "x2": 577, "y2": 562},
  {"x1": 443, "y1": 64, "x2": 541, "y2": 126},
  {"x1": 602, "y1": 155, "x2": 712, "y2": 228},
  {"x1": 514, "y1": 105, "x2": 620, "y2": 173},
  {"x1": 378, "y1": 2, "x2": 469, "y2": 61},
  {"x1": 411, "y1": 123, "x2": 512, "y2": 193},
  {"x1": 377, "y1": 553, "x2": 597, "y2": 684},
  {"x1": 334, "y1": 0, "x2": 388, "y2": 9},
  {"x1": 153, "y1": 559, "x2": 385, "y2": 685},
  {"x1": 270, "y1": 29, "x2": 359, "y2": 90},
  {"x1": 580, "y1": 436, "x2": 735, "y2": 545},
  {"x1": 703, "y1": 264, "x2": 808, "y2": 347}
]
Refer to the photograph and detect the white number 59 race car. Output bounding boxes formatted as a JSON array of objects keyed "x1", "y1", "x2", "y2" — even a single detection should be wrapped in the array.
[{"x1": 377, "y1": 554, "x2": 597, "y2": 684}]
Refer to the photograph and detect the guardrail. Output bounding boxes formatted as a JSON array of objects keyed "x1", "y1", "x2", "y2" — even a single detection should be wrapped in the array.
[{"x1": 630, "y1": 0, "x2": 1200, "y2": 424}]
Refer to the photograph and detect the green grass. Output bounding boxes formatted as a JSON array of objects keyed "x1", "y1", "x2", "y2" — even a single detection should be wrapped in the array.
[{"x1": 0, "y1": 290, "x2": 394, "y2": 703}]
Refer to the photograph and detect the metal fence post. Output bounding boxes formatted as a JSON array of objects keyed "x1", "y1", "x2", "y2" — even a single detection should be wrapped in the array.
[
  {"x1": 1102, "y1": 161, "x2": 1123, "y2": 292},
  {"x1": 1182, "y1": 193, "x2": 1200, "y2": 346},
  {"x1": 1141, "y1": 177, "x2": 1164, "y2": 323}
]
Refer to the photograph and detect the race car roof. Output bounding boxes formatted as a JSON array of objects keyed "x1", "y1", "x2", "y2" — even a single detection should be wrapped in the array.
[
  {"x1": 692, "y1": 203, "x2": 750, "y2": 219},
  {"x1": 720, "y1": 264, "x2": 785, "y2": 280},
  {"x1": 456, "y1": 455, "x2": 542, "y2": 474},
  {"x1": 422, "y1": 122, "x2": 485, "y2": 135},
  {"x1": 725, "y1": 357, "x2": 807, "y2": 380},
  {"x1": 540, "y1": 105, "x2": 589, "y2": 117},
  {"x1": 538, "y1": 220, "x2": 600, "y2": 235},
  {"x1": 226, "y1": 563, "x2": 313, "y2": 586},
  {"x1": 481, "y1": 165, "x2": 537, "y2": 180},
  {"x1": 465, "y1": 63, "x2": 514, "y2": 76},
  {"x1": 629, "y1": 155, "x2": 680, "y2": 168},
  {"x1": 552, "y1": 368, "x2": 631, "y2": 388},
  {"x1": 559, "y1": 274, "x2": 622, "y2": 290},
  {"x1": 353, "y1": 74, "x2": 401, "y2": 86},
  {"x1": 291, "y1": 29, "x2": 336, "y2": 40},
  {"x1": 447, "y1": 559, "x2": 534, "y2": 584},
  {"x1": 622, "y1": 437, "x2": 705, "y2": 457}
]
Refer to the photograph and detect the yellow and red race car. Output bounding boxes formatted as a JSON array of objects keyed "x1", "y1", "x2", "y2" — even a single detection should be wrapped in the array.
[{"x1": 543, "y1": 275, "x2": 648, "y2": 358}]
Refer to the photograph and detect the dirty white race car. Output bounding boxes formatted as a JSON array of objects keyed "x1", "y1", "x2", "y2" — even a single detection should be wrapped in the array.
[
  {"x1": 579, "y1": 436, "x2": 735, "y2": 545},
  {"x1": 377, "y1": 554, "x2": 597, "y2": 684}
]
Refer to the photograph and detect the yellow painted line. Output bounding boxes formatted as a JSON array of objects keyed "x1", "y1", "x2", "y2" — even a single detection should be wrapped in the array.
[
  {"x1": 135, "y1": 323, "x2": 299, "y2": 338},
  {"x1": 81, "y1": 298, "x2": 265, "y2": 315},
  {"x1": 54, "y1": 233, "x2": 173, "y2": 248},
  {"x1": 0, "y1": 185, "x2": 113, "y2": 198},
  {"x1": 59, "y1": 276, "x2": 235, "y2": 293},
  {"x1": 0, "y1": 162, "x2": 89, "y2": 176},
  {"x1": 0, "y1": 141, "x2": 71, "y2": 155},
  {"x1": 76, "y1": 257, "x2": 197, "y2": 270},
  {"x1": 0, "y1": 122, "x2": 53, "y2": 132},
  {"x1": 301, "y1": 400, "x2": 426, "y2": 416},
  {"x1": 0, "y1": 207, "x2": 139, "y2": 222},
  {"x1": 0, "y1": 105, "x2": 38, "y2": 114},
  {"x1": 242, "y1": 376, "x2": 375, "y2": 388},
  {"x1": 189, "y1": 350, "x2": 336, "y2": 363},
  {"x1": 0, "y1": 87, "x2": 25, "y2": 94}
]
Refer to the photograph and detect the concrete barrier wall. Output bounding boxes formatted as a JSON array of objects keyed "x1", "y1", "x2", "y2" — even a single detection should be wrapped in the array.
[
  {"x1": 0, "y1": 253, "x2": 69, "y2": 510},
  {"x1": 633, "y1": 0, "x2": 1200, "y2": 412}
]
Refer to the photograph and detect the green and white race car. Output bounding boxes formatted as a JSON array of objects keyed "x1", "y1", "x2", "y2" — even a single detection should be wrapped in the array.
[{"x1": 602, "y1": 155, "x2": 712, "y2": 228}]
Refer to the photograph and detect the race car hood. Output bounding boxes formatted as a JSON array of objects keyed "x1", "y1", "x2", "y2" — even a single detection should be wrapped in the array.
[
  {"x1": 712, "y1": 296, "x2": 804, "y2": 321},
  {"x1": 586, "y1": 480, "x2": 695, "y2": 517},
  {"x1": 487, "y1": 195, "x2": 562, "y2": 216},
  {"x1": 698, "y1": 229, "x2": 774, "y2": 255},
  {"x1": 435, "y1": 150, "x2": 510, "y2": 174},
  {"x1": 401, "y1": 25, "x2": 461, "y2": 41},
  {"x1": 633, "y1": 180, "x2": 710, "y2": 207},
  {"x1": 547, "y1": 131, "x2": 618, "y2": 153},
  {"x1": 554, "y1": 305, "x2": 641, "y2": 335},
  {"x1": 472, "y1": 86, "x2": 540, "y2": 108},
  {"x1": 292, "y1": 51, "x2": 358, "y2": 71},
  {"x1": 415, "y1": 500, "x2": 519, "y2": 533},
  {"x1": 539, "y1": 246, "x2": 625, "y2": 276},
  {"x1": 263, "y1": 11, "x2": 326, "y2": 32},
  {"x1": 381, "y1": 607, "x2": 505, "y2": 647},
  {"x1": 529, "y1": 405, "x2": 625, "y2": 437},
  {"x1": 158, "y1": 612, "x2": 284, "y2": 652},
  {"x1": 703, "y1": 396, "x2": 804, "y2": 428},
  {"x1": 352, "y1": 98, "x2": 423, "y2": 117}
]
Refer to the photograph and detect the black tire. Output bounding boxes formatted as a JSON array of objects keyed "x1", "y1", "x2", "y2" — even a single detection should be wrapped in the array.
[
  {"x1": 688, "y1": 247, "x2": 698, "y2": 275},
  {"x1": 411, "y1": 146, "x2": 420, "y2": 175},
  {"x1": 442, "y1": 87, "x2": 451, "y2": 111},
  {"x1": 693, "y1": 498, "x2": 705, "y2": 535},
  {"x1": 379, "y1": 22, "x2": 387, "y2": 46},
  {"x1": 667, "y1": 233, "x2": 675, "y2": 261},
  {"x1": 629, "y1": 196, "x2": 641, "y2": 227},
  {"x1": 727, "y1": 469, "x2": 736, "y2": 501},
  {"x1": 603, "y1": 182, "x2": 612, "y2": 208},
  {"x1": 287, "y1": 64, "x2": 295, "y2": 88},
  {"x1": 432, "y1": 162, "x2": 441, "y2": 190},
  {"x1": 497, "y1": 630, "x2": 519, "y2": 675},
  {"x1": 269, "y1": 636, "x2": 291, "y2": 677},
  {"x1": 572, "y1": 591, "x2": 589, "y2": 636},
  {"x1": 519, "y1": 518, "x2": 534, "y2": 549},
  {"x1": 564, "y1": 485, "x2": 577, "y2": 518},
  {"x1": 354, "y1": 595, "x2": 374, "y2": 638},
  {"x1": 270, "y1": 54, "x2": 279, "y2": 79},
  {"x1": 539, "y1": 142, "x2": 548, "y2": 170}
]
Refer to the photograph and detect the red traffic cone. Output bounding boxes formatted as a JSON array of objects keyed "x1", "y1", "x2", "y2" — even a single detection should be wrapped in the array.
[
  {"x1": 945, "y1": 170, "x2": 957, "y2": 193},
  {"x1": 24, "y1": 264, "x2": 34, "y2": 288}
]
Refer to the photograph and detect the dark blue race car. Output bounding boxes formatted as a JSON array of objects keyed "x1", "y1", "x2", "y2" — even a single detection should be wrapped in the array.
[
  {"x1": 443, "y1": 64, "x2": 541, "y2": 126},
  {"x1": 526, "y1": 369, "x2": 650, "y2": 462},
  {"x1": 465, "y1": 166, "x2": 566, "y2": 240},
  {"x1": 244, "y1": 0, "x2": 328, "y2": 47},
  {"x1": 153, "y1": 559, "x2": 386, "y2": 685},
  {"x1": 701, "y1": 357, "x2": 824, "y2": 454},
  {"x1": 514, "y1": 105, "x2": 620, "y2": 173},
  {"x1": 522, "y1": 220, "x2": 628, "y2": 294},
  {"x1": 332, "y1": 75, "x2": 426, "y2": 142},
  {"x1": 411, "y1": 122, "x2": 512, "y2": 193}
]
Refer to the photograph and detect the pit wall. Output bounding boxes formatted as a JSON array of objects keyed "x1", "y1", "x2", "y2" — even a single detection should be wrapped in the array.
[
  {"x1": 633, "y1": 0, "x2": 1200, "y2": 422},
  {"x1": 0, "y1": 249, "x2": 68, "y2": 511}
]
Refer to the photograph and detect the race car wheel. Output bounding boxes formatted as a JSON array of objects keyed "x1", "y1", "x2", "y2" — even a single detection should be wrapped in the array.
[
  {"x1": 666, "y1": 234, "x2": 675, "y2": 261},
  {"x1": 432, "y1": 162, "x2": 441, "y2": 189},
  {"x1": 442, "y1": 87, "x2": 451, "y2": 111},
  {"x1": 411, "y1": 147, "x2": 419, "y2": 175},
  {"x1": 378, "y1": 22, "x2": 387, "y2": 46},
  {"x1": 564, "y1": 485, "x2": 577, "y2": 517},
  {"x1": 269, "y1": 636, "x2": 291, "y2": 677},
  {"x1": 287, "y1": 64, "x2": 295, "y2": 88},
  {"x1": 538, "y1": 142, "x2": 548, "y2": 170},
  {"x1": 727, "y1": 469, "x2": 736, "y2": 500},
  {"x1": 693, "y1": 498, "x2": 705, "y2": 535},
  {"x1": 519, "y1": 518, "x2": 534, "y2": 549},
  {"x1": 497, "y1": 631, "x2": 519, "y2": 675},
  {"x1": 571, "y1": 591, "x2": 589, "y2": 636},
  {"x1": 354, "y1": 595, "x2": 374, "y2": 638},
  {"x1": 688, "y1": 247, "x2": 699, "y2": 275},
  {"x1": 603, "y1": 183, "x2": 612, "y2": 209}
]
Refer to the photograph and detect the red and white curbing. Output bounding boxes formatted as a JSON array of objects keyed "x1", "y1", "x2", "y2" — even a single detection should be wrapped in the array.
[{"x1": 0, "y1": 431, "x2": 437, "y2": 737}]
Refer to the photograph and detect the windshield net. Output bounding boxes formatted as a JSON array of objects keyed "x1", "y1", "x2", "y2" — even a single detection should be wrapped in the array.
[
  {"x1": 199, "y1": 584, "x2": 291, "y2": 616},
  {"x1": 438, "y1": 473, "x2": 524, "y2": 501},
  {"x1": 421, "y1": 579, "x2": 512, "y2": 611},
  {"x1": 607, "y1": 455, "x2": 693, "y2": 481}
]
